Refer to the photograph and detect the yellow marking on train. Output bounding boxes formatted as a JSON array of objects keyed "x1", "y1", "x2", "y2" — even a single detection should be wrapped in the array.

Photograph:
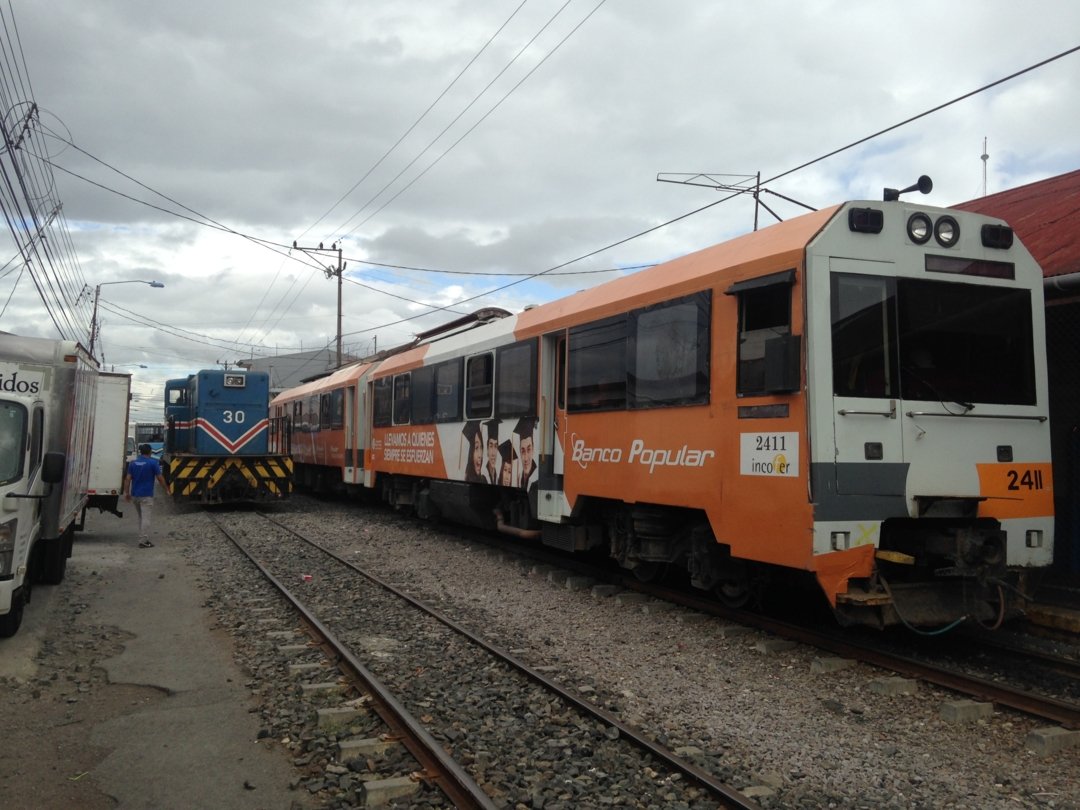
[{"x1": 875, "y1": 550, "x2": 915, "y2": 565}]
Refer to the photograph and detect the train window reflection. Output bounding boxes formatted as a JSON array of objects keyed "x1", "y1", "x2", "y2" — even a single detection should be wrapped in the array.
[
  {"x1": 831, "y1": 275, "x2": 897, "y2": 398},
  {"x1": 373, "y1": 377, "x2": 392, "y2": 427},
  {"x1": 496, "y1": 340, "x2": 537, "y2": 418},
  {"x1": 629, "y1": 292, "x2": 710, "y2": 408},
  {"x1": 411, "y1": 366, "x2": 435, "y2": 424},
  {"x1": 737, "y1": 283, "x2": 791, "y2": 396},
  {"x1": 465, "y1": 353, "x2": 493, "y2": 419},
  {"x1": 831, "y1": 273, "x2": 1036, "y2": 406},
  {"x1": 897, "y1": 279, "x2": 1035, "y2": 406},
  {"x1": 330, "y1": 388, "x2": 345, "y2": 430},
  {"x1": 393, "y1": 373, "x2": 411, "y2": 425},
  {"x1": 435, "y1": 358, "x2": 463, "y2": 422},
  {"x1": 568, "y1": 315, "x2": 627, "y2": 412}
]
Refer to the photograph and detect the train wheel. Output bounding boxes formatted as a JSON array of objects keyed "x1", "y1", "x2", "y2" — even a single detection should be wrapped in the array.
[
  {"x1": 715, "y1": 578, "x2": 752, "y2": 608},
  {"x1": 631, "y1": 561, "x2": 663, "y2": 583}
]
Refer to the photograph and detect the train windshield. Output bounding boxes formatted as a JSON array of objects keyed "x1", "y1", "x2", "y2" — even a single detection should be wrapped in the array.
[
  {"x1": 0, "y1": 402, "x2": 26, "y2": 484},
  {"x1": 831, "y1": 273, "x2": 1036, "y2": 406}
]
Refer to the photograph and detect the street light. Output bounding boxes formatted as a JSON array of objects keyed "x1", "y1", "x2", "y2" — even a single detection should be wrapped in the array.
[{"x1": 88, "y1": 279, "x2": 165, "y2": 360}]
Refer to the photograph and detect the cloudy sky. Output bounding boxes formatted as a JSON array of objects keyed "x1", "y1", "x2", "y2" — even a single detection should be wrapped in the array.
[{"x1": 2, "y1": 0, "x2": 1078, "y2": 421}]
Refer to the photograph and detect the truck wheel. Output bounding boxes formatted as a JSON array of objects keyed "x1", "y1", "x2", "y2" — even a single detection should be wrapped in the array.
[
  {"x1": 0, "y1": 589, "x2": 25, "y2": 638},
  {"x1": 38, "y1": 536, "x2": 68, "y2": 585}
]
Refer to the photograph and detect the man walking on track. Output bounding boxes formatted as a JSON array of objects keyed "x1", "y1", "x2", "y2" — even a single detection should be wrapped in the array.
[{"x1": 124, "y1": 443, "x2": 167, "y2": 548}]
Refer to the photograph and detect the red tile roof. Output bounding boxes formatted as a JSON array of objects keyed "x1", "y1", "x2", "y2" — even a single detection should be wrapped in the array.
[{"x1": 952, "y1": 169, "x2": 1080, "y2": 278}]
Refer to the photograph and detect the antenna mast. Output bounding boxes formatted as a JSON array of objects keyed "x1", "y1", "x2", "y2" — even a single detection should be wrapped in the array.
[{"x1": 980, "y1": 137, "x2": 990, "y2": 197}]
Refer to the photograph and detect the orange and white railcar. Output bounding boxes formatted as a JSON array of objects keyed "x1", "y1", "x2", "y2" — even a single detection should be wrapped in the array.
[
  {"x1": 271, "y1": 361, "x2": 377, "y2": 491},
  {"x1": 276, "y1": 199, "x2": 1053, "y2": 629}
]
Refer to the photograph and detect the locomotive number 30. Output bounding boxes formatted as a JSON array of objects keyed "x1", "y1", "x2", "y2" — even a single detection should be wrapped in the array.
[{"x1": 222, "y1": 410, "x2": 246, "y2": 424}]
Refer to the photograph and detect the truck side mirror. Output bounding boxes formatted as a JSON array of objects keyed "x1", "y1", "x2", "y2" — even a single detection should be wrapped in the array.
[{"x1": 42, "y1": 451, "x2": 65, "y2": 484}]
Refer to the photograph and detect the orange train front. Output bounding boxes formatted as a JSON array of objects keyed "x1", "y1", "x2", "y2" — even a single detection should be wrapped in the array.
[{"x1": 273, "y1": 198, "x2": 1053, "y2": 630}]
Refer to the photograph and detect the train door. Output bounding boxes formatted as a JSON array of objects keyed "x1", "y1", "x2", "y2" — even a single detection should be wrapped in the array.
[
  {"x1": 163, "y1": 380, "x2": 191, "y2": 454},
  {"x1": 538, "y1": 331, "x2": 570, "y2": 522},
  {"x1": 362, "y1": 380, "x2": 375, "y2": 488},
  {"x1": 344, "y1": 383, "x2": 359, "y2": 485},
  {"x1": 828, "y1": 261, "x2": 907, "y2": 499}
]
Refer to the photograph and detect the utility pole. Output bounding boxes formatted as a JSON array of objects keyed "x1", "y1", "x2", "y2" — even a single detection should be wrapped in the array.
[{"x1": 292, "y1": 241, "x2": 345, "y2": 367}]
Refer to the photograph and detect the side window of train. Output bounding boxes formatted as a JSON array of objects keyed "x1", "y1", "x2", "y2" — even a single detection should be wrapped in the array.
[
  {"x1": 308, "y1": 395, "x2": 321, "y2": 431},
  {"x1": 373, "y1": 377, "x2": 393, "y2": 427},
  {"x1": 330, "y1": 388, "x2": 345, "y2": 430},
  {"x1": 496, "y1": 339, "x2": 537, "y2": 418},
  {"x1": 320, "y1": 393, "x2": 333, "y2": 429},
  {"x1": 411, "y1": 365, "x2": 435, "y2": 424},
  {"x1": 728, "y1": 270, "x2": 799, "y2": 396},
  {"x1": 434, "y1": 358, "x2": 463, "y2": 422},
  {"x1": 465, "y1": 353, "x2": 493, "y2": 419},
  {"x1": 628, "y1": 291, "x2": 710, "y2": 408},
  {"x1": 568, "y1": 315, "x2": 627, "y2": 412},
  {"x1": 292, "y1": 401, "x2": 303, "y2": 432},
  {"x1": 393, "y1": 373, "x2": 411, "y2": 425}
]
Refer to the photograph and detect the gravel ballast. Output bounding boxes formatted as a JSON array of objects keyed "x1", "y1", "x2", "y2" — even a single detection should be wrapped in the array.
[
  {"x1": 10, "y1": 496, "x2": 1075, "y2": 809},
  {"x1": 259, "y1": 500, "x2": 1078, "y2": 809}
]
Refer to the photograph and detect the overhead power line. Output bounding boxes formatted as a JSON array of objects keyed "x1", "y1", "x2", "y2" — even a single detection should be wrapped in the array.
[
  {"x1": 21, "y1": 39, "x2": 1080, "y2": 354},
  {"x1": 302, "y1": 0, "x2": 531, "y2": 245},
  {"x1": 336, "y1": 0, "x2": 610, "y2": 242}
]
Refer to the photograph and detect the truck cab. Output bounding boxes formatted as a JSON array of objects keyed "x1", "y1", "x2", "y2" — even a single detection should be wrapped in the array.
[{"x1": 1, "y1": 335, "x2": 97, "y2": 637}]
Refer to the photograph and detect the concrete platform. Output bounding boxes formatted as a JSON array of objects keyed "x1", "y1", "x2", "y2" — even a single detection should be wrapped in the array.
[{"x1": 0, "y1": 501, "x2": 308, "y2": 809}]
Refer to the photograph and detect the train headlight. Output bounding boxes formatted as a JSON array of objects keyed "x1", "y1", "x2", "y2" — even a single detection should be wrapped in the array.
[
  {"x1": 981, "y1": 223, "x2": 1014, "y2": 249},
  {"x1": 848, "y1": 207, "x2": 884, "y2": 234},
  {"x1": 906, "y1": 213, "x2": 932, "y2": 244},
  {"x1": 934, "y1": 215, "x2": 960, "y2": 247}
]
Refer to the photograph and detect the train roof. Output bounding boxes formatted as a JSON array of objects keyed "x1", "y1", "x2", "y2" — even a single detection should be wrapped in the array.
[
  {"x1": 270, "y1": 359, "x2": 375, "y2": 404},
  {"x1": 368, "y1": 205, "x2": 841, "y2": 376},
  {"x1": 515, "y1": 204, "x2": 841, "y2": 333}
]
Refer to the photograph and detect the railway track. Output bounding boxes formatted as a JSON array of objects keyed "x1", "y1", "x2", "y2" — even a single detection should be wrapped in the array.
[
  {"x1": 210, "y1": 510, "x2": 762, "y2": 809},
  {"x1": 481, "y1": 539, "x2": 1080, "y2": 730}
]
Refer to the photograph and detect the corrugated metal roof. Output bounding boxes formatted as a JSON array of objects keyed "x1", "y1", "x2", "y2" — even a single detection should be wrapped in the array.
[{"x1": 952, "y1": 169, "x2": 1080, "y2": 279}]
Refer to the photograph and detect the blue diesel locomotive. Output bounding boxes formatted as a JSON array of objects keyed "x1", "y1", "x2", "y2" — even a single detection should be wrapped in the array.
[{"x1": 163, "y1": 369, "x2": 292, "y2": 503}]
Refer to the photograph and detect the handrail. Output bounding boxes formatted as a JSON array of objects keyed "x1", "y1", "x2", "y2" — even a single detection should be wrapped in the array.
[
  {"x1": 838, "y1": 400, "x2": 896, "y2": 418},
  {"x1": 905, "y1": 410, "x2": 1047, "y2": 422}
]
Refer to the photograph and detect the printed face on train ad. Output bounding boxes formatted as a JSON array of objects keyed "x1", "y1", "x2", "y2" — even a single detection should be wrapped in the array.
[{"x1": 375, "y1": 417, "x2": 539, "y2": 491}]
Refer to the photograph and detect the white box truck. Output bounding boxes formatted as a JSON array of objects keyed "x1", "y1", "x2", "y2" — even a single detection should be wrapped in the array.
[
  {"x1": 0, "y1": 333, "x2": 98, "y2": 637},
  {"x1": 86, "y1": 371, "x2": 132, "y2": 518}
]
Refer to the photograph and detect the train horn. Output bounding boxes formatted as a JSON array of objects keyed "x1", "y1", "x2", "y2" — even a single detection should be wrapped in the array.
[{"x1": 884, "y1": 174, "x2": 933, "y2": 201}]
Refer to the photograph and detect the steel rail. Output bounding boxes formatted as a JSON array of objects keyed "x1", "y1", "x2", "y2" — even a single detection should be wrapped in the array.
[
  {"x1": 476, "y1": 531, "x2": 1080, "y2": 729},
  {"x1": 257, "y1": 512, "x2": 762, "y2": 810},
  {"x1": 632, "y1": 582, "x2": 1080, "y2": 730},
  {"x1": 211, "y1": 518, "x2": 498, "y2": 810},
  {"x1": 399, "y1": 518, "x2": 1080, "y2": 729}
]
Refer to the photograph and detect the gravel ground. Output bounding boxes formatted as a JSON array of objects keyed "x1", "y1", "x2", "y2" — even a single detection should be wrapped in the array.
[
  {"x1": 7, "y1": 496, "x2": 1076, "y2": 809},
  {"x1": 262, "y1": 498, "x2": 1079, "y2": 810}
]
